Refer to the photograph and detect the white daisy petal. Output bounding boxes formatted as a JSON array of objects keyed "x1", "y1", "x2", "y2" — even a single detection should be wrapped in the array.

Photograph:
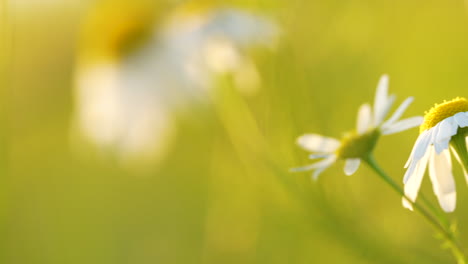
[
  {"x1": 404, "y1": 130, "x2": 430, "y2": 169},
  {"x1": 381, "y1": 116, "x2": 423, "y2": 135},
  {"x1": 373, "y1": 74, "x2": 389, "y2": 126},
  {"x1": 311, "y1": 155, "x2": 337, "y2": 180},
  {"x1": 412, "y1": 130, "x2": 432, "y2": 161},
  {"x1": 435, "y1": 117, "x2": 457, "y2": 144},
  {"x1": 289, "y1": 165, "x2": 317, "y2": 173},
  {"x1": 382, "y1": 96, "x2": 414, "y2": 128},
  {"x1": 403, "y1": 161, "x2": 417, "y2": 184},
  {"x1": 344, "y1": 158, "x2": 361, "y2": 176},
  {"x1": 404, "y1": 156, "x2": 412, "y2": 170},
  {"x1": 430, "y1": 123, "x2": 449, "y2": 154},
  {"x1": 451, "y1": 118, "x2": 459, "y2": 134},
  {"x1": 403, "y1": 131, "x2": 431, "y2": 182},
  {"x1": 312, "y1": 167, "x2": 326, "y2": 180},
  {"x1": 312, "y1": 166, "x2": 329, "y2": 180},
  {"x1": 428, "y1": 148, "x2": 456, "y2": 212},
  {"x1": 454, "y1": 112, "x2": 468, "y2": 127},
  {"x1": 402, "y1": 197, "x2": 414, "y2": 211},
  {"x1": 290, "y1": 154, "x2": 334, "y2": 172},
  {"x1": 297, "y1": 134, "x2": 340, "y2": 153},
  {"x1": 430, "y1": 122, "x2": 440, "y2": 143},
  {"x1": 357, "y1": 103, "x2": 372, "y2": 134},
  {"x1": 375, "y1": 95, "x2": 396, "y2": 126},
  {"x1": 309, "y1": 154, "x2": 331, "y2": 159},
  {"x1": 384, "y1": 95, "x2": 396, "y2": 116},
  {"x1": 402, "y1": 149, "x2": 431, "y2": 210},
  {"x1": 434, "y1": 139, "x2": 450, "y2": 154}
]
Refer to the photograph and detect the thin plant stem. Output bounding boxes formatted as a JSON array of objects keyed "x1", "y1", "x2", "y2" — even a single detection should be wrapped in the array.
[{"x1": 363, "y1": 155, "x2": 467, "y2": 264}]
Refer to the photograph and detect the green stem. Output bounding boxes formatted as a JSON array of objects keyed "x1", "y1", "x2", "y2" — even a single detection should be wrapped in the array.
[{"x1": 364, "y1": 155, "x2": 467, "y2": 264}]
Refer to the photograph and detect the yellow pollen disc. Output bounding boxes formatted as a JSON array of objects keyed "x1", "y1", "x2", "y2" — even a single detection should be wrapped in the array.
[
  {"x1": 420, "y1": 97, "x2": 468, "y2": 133},
  {"x1": 79, "y1": 1, "x2": 161, "y2": 63}
]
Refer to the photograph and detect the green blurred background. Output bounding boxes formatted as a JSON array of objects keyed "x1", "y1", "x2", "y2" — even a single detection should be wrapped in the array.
[{"x1": 3, "y1": 0, "x2": 468, "y2": 263}]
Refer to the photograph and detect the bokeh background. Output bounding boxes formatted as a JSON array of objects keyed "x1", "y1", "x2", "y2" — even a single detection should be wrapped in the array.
[{"x1": 3, "y1": 0, "x2": 468, "y2": 263}]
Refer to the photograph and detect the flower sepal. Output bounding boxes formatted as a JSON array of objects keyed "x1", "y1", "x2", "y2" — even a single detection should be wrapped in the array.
[
  {"x1": 336, "y1": 129, "x2": 380, "y2": 159},
  {"x1": 451, "y1": 127, "x2": 468, "y2": 175}
]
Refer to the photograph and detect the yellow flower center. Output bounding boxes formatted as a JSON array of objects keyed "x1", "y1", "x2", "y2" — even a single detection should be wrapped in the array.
[
  {"x1": 79, "y1": 1, "x2": 160, "y2": 62},
  {"x1": 336, "y1": 129, "x2": 380, "y2": 159},
  {"x1": 420, "y1": 97, "x2": 468, "y2": 133}
]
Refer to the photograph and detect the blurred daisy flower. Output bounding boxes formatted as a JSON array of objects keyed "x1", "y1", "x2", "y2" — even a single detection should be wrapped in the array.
[
  {"x1": 403, "y1": 97, "x2": 468, "y2": 212},
  {"x1": 293, "y1": 75, "x2": 423, "y2": 179},
  {"x1": 72, "y1": 1, "x2": 279, "y2": 164}
]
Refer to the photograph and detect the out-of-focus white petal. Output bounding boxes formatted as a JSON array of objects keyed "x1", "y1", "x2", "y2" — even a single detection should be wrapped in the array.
[
  {"x1": 373, "y1": 74, "x2": 389, "y2": 126},
  {"x1": 74, "y1": 63, "x2": 124, "y2": 146},
  {"x1": 383, "y1": 95, "x2": 396, "y2": 120},
  {"x1": 428, "y1": 148, "x2": 456, "y2": 212},
  {"x1": 204, "y1": 38, "x2": 242, "y2": 73},
  {"x1": 375, "y1": 97, "x2": 396, "y2": 127},
  {"x1": 297, "y1": 134, "x2": 340, "y2": 153},
  {"x1": 344, "y1": 158, "x2": 361, "y2": 176},
  {"x1": 309, "y1": 154, "x2": 332, "y2": 159},
  {"x1": 205, "y1": 9, "x2": 280, "y2": 48},
  {"x1": 378, "y1": 96, "x2": 396, "y2": 127},
  {"x1": 118, "y1": 102, "x2": 175, "y2": 164},
  {"x1": 290, "y1": 155, "x2": 335, "y2": 172},
  {"x1": 454, "y1": 112, "x2": 468, "y2": 128},
  {"x1": 402, "y1": 149, "x2": 431, "y2": 210},
  {"x1": 311, "y1": 155, "x2": 337, "y2": 180},
  {"x1": 381, "y1": 97, "x2": 414, "y2": 128},
  {"x1": 381, "y1": 116, "x2": 423, "y2": 135},
  {"x1": 357, "y1": 103, "x2": 372, "y2": 135}
]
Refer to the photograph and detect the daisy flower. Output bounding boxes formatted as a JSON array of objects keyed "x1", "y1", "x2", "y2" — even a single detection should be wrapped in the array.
[
  {"x1": 293, "y1": 75, "x2": 423, "y2": 179},
  {"x1": 72, "y1": 3, "x2": 278, "y2": 162},
  {"x1": 403, "y1": 97, "x2": 468, "y2": 212}
]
